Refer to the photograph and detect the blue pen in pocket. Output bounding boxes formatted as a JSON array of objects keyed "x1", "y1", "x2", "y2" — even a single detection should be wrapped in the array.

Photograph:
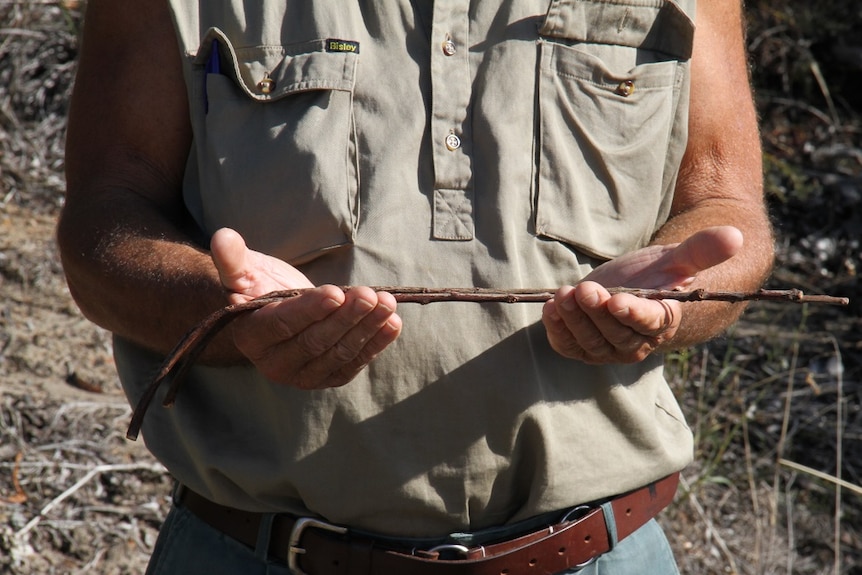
[{"x1": 203, "y1": 39, "x2": 220, "y2": 114}]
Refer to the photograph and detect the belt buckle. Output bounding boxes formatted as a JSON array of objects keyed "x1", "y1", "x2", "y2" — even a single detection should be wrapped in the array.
[
  {"x1": 287, "y1": 517, "x2": 348, "y2": 575},
  {"x1": 560, "y1": 505, "x2": 600, "y2": 570}
]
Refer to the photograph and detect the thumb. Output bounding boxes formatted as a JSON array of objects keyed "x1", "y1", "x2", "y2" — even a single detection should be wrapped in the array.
[
  {"x1": 210, "y1": 227, "x2": 253, "y2": 293},
  {"x1": 669, "y1": 226, "x2": 744, "y2": 277}
]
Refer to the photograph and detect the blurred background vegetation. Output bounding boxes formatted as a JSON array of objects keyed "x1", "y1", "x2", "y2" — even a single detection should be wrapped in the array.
[
  {"x1": 664, "y1": 2, "x2": 861, "y2": 573},
  {"x1": 748, "y1": 0, "x2": 861, "y2": 309}
]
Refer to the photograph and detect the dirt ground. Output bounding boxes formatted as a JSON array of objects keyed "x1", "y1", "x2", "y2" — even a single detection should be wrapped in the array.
[
  {"x1": 1, "y1": 1, "x2": 861, "y2": 574},
  {"x1": 1, "y1": 204, "x2": 171, "y2": 573}
]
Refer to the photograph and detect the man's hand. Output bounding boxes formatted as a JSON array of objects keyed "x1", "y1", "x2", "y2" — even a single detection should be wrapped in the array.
[
  {"x1": 210, "y1": 228, "x2": 402, "y2": 389},
  {"x1": 541, "y1": 226, "x2": 743, "y2": 364}
]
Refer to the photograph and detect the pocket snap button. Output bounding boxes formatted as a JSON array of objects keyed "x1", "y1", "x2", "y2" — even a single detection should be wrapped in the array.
[
  {"x1": 258, "y1": 73, "x2": 275, "y2": 94},
  {"x1": 615, "y1": 80, "x2": 635, "y2": 97}
]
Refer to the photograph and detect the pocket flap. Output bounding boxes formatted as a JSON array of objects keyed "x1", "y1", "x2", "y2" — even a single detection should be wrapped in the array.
[
  {"x1": 540, "y1": 0, "x2": 695, "y2": 60},
  {"x1": 194, "y1": 28, "x2": 358, "y2": 101}
]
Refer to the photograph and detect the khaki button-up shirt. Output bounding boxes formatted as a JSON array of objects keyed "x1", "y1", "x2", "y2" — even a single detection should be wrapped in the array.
[{"x1": 116, "y1": 0, "x2": 697, "y2": 537}]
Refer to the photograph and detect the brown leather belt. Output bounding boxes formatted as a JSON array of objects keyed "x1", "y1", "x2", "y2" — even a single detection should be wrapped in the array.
[{"x1": 178, "y1": 472, "x2": 679, "y2": 575}]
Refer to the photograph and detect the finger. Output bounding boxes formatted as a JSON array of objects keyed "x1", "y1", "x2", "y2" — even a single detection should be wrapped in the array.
[
  {"x1": 266, "y1": 287, "x2": 381, "y2": 377},
  {"x1": 254, "y1": 285, "x2": 347, "y2": 341},
  {"x1": 210, "y1": 227, "x2": 252, "y2": 292},
  {"x1": 607, "y1": 294, "x2": 681, "y2": 338},
  {"x1": 327, "y1": 319, "x2": 403, "y2": 387},
  {"x1": 342, "y1": 294, "x2": 402, "y2": 371},
  {"x1": 306, "y1": 290, "x2": 396, "y2": 365},
  {"x1": 549, "y1": 284, "x2": 672, "y2": 363},
  {"x1": 291, "y1": 290, "x2": 402, "y2": 388},
  {"x1": 571, "y1": 283, "x2": 638, "y2": 356},
  {"x1": 299, "y1": 296, "x2": 402, "y2": 388},
  {"x1": 544, "y1": 285, "x2": 616, "y2": 362},
  {"x1": 231, "y1": 285, "x2": 346, "y2": 369},
  {"x1": 667, "y1": 225, "x2": 744, "y2": 278},
  {"x1": 578, "y1": 286, "x2": 683, "y2": 360},
  {"x1": 542, "y1": 300, "x2": 590, "y2": 362}
]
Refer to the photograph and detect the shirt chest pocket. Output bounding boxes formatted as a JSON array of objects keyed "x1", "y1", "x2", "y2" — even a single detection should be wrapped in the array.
[
  {"x1": 534, "y1": 0, "x2": 695, "y2": 260},
  {"x1": 188, "y1": 29, "x2": 360, "y2": 265}
]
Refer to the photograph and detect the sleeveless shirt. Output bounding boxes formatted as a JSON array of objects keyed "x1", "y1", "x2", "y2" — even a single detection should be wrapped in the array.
[{"x1": 115, "y1": 0, "x2": 697, "y2": 537}]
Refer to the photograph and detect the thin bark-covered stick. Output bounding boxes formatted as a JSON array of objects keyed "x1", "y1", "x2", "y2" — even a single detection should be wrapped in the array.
[{"x1": 125, "y1": 287, "x2": 849, "y2": 440}]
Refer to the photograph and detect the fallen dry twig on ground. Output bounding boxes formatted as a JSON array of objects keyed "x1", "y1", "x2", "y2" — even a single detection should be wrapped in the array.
[{"x1": 14, "y1": 462, "x2": 166, "y2": 540}]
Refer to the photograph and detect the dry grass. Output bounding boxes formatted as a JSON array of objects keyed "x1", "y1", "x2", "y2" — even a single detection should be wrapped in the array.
[
  {"x1": 0, "y1": 396, "x2": 170, "y2": 574},
  {"x1": 0, "y1": 0, "x2": 76, "y2": 211},
  {"x1": 663, "y1": 305, "x2": 861, "y2": 574}
]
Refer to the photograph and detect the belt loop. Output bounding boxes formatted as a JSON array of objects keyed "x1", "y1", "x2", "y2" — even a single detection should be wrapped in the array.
[
  {"x1": 171, "y1": 482, "x2": 186, "y2": 506},
  {"x1": 599, "y1": 501, "x2": 618, "y2": 552},
  {"x1": 255, "y1": 513, "x2": 277, "y2": 561}
]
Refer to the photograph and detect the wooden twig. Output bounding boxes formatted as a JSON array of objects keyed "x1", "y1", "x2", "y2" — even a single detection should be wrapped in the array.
[
  {"x1": 126, "y1": 287, "x2": 849, "y2": 440},
  {"x1": 779, "y1": 459, "x2": 862, "y2": 497}
]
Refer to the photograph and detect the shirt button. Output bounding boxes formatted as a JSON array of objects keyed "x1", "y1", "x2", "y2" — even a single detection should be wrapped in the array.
[
  {"x1": 442, "y1": 39, "x2": 456, "y2": 56},
  {"x1": 445, "y1": 133, "x2": 461, "y2": 151}
]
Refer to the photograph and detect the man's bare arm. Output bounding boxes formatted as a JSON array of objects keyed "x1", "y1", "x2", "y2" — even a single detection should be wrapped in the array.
[
  {"x1": 57, "y1": 0, "x2": 237, "y2": 358},
  {"x1": 542, "y1": 0, "x2": 774, "y2": 362},
  {"x1": 58, "y1": 0, "x2": 402, "y2": 380},
  {"x1": 650, "y1": 0, "x2": 774, "y2": 348}
]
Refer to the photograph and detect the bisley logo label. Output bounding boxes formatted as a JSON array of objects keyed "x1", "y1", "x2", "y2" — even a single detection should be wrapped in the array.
[{"x1": 326, "y1": 39, "x2": 360, "y2": 54}]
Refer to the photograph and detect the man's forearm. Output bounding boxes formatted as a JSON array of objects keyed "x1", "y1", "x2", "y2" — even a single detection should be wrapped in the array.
[
  {"x1": 57, "y1": 189, "x2": 244, "y2": 362},
  {"x1": 651, "y1": 201, "x2": 774, "y2": 350},
  {"x1": 651, "y1": 0, "x2": 775, "y2": 351}
]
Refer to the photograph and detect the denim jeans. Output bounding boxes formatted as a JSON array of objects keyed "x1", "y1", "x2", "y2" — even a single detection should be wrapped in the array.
[{"x1": 145, "y1": 503, "x2": 680, "y2": 575}]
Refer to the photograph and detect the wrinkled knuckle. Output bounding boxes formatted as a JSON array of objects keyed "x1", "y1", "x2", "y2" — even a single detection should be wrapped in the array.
[
  {"x1": 575, "y1": 348, "x2": 605, "y2": 365},
  {"x1": 579, "y1": 332, "x2": 608, "y2": 353},
  {"x1": 564, "y1": 312, "x2": 592, "y2": 331},
  {"x1": 330, "y1": 339, "x2": 360, "y2": 363},
  {"x1": 555, "y1": 340, "x2": 588, "y2": 363},
  {"x1": 266, "y1": 310, "x2": 299, "y2": 341},
  {"x1": 296, "y1": 330, "x2": 332, "y2": 357},
  {"x1": 606, "y1": 332, "x2": 633, "y2": 348}
]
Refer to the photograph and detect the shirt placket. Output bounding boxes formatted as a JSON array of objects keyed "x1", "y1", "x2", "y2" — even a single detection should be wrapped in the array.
[{"x1": 430, "y1": 0, "x2": 474, "y2": 240}]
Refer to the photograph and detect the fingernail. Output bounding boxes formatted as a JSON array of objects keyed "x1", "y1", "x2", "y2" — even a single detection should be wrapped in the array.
[
  {"x1": 354, "y1": 298, "x2": 375, "y2": 312},
  {"x1": 560, "y1": 294, "x2": 577, "y2": 311},
  {"x1": 612, "y1": 306, "x2": 630, "y2": 318},
  {"x1": 581, "y1": 291, "x2": 600, "y2": 307},
  {"x1": 322, "y1": 298, "x2": 342, "y2": 311}
]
